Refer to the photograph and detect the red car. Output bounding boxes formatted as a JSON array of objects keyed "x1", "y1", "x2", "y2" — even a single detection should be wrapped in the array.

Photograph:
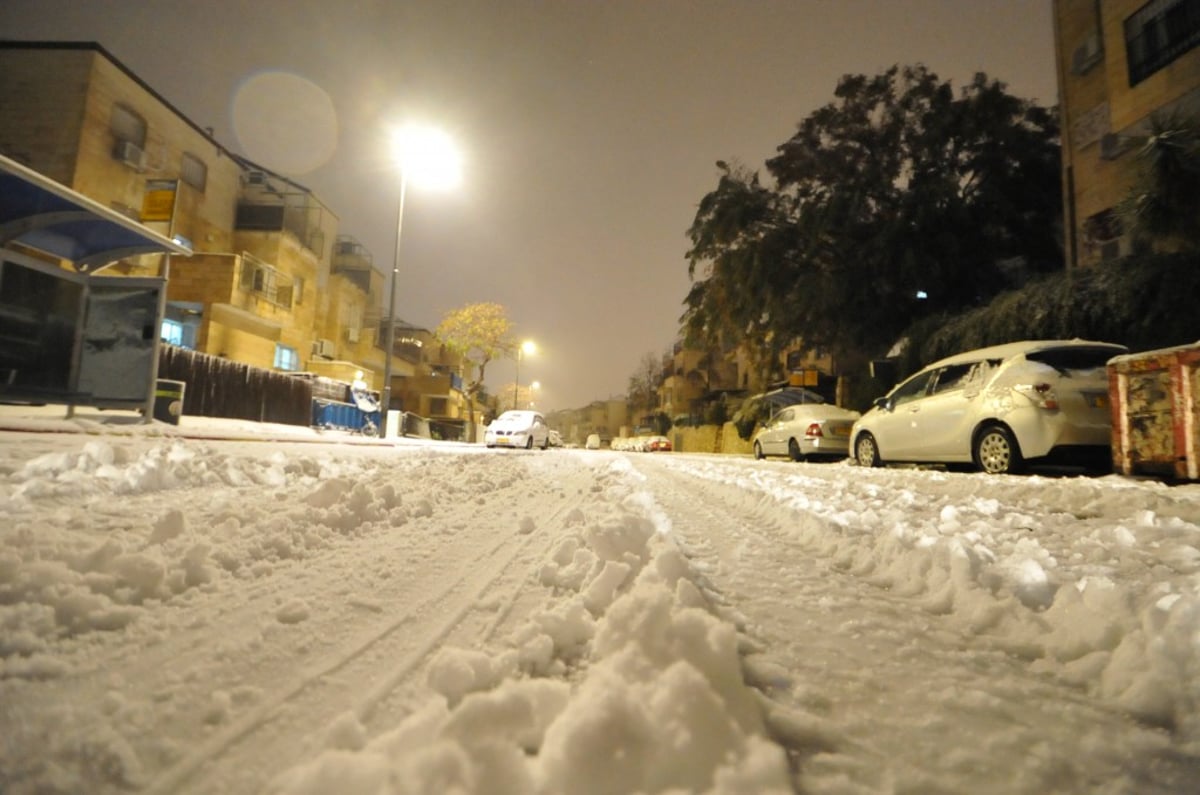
[{"x1": 647, "y1": 435, "x2": 672, "y2": 452}]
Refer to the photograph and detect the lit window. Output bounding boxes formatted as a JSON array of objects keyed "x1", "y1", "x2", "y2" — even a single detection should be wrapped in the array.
[
  {"x1": 161, "y1": 319, "x2": 184, "y2": 346},
  {"x1": 274, "y1": 344, "x2": 300, "y2": 371}
]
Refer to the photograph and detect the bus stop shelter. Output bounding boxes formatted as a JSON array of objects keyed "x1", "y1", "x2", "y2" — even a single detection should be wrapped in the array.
[{"x1": 0, "y1": 154, "x2": 191, "y2": 417}]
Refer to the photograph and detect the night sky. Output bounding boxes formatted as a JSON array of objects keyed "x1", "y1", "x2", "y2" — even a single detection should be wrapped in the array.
[{"x1": 0, "y1": 0, "x2": 1058, "y2": 410}]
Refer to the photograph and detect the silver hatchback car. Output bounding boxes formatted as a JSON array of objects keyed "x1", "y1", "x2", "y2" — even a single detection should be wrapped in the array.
[{"x1": 850, "y1": 339, "x2": 1127, "y2": 474}]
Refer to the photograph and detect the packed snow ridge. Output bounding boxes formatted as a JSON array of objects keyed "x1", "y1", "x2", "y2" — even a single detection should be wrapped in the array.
[{"x1": 1, "y1": 424, "x2": 1198, "y2": 793}]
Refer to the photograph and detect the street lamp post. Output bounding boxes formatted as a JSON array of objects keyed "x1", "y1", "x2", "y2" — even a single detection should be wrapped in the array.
[
  {"x1": 378, "y1": 125, "x2": 462, "y2": 437},
  {"x1": 512, "y1": 340, "x2": 536, "y2": 411},
  {"x1": 380, "y1": 171, "x2": 407, "y2": 434}
]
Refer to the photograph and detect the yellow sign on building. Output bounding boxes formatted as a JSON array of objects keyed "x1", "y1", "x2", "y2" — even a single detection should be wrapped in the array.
[
  {"x1": 141, "y1": 179, "x2": 178, "y2": 222},
  {"x1": 789, "y1": 369, "x2": 819, "y2": 387}
]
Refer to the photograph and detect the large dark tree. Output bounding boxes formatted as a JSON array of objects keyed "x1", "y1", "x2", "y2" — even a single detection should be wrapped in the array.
[
  {"x1": 683, "y1": 163, "x2": 793, "y2": 385},
  {"x1": 684, "y1": 64, "x2": 1062, "y2": 367}
]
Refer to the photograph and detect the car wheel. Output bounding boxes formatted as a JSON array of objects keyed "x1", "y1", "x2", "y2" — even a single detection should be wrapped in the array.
[
  {"x1": 486, "y1": 444, "x2": 495, "y2": 449},
  {"x1": 787, "y1": 438, "x2": 805, "y2": 462},
  {"x1": 855, "y1": 433, "x2": 881, "y2": 467},
  {"x1": 525, "y1": 436, "x2": 534, "y2": 450},
  {"x1": 753, "y1": 441, "x2": 764, "y2": 460},
  {"x1": 541, "y1": 436, "x2": 549, "y2": 450},
  {"x1": 974, "y1": 425, "x2": 1023, "y2": 475}
]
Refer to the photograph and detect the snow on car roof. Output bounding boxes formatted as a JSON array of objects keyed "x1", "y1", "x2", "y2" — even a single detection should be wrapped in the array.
[
  {"x1": 927, "y1": 339, "x2": 1127, "y2": 369},
  {"x1": 756, "y1": 387, "x2": 827, "y2": 408},
  {"x1": 497, "y1": 410, "x2": 539, "y2": 420}
]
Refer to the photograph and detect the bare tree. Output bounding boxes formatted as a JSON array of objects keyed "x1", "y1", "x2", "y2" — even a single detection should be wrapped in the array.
[{"x1": 627, "y1": 351, "x2": 664, "y2": 423}]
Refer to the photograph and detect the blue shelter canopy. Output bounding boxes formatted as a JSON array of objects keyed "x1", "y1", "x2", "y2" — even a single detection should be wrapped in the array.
[{"x1": 0, "y1": 154, "x2": 189, "y2": 270}]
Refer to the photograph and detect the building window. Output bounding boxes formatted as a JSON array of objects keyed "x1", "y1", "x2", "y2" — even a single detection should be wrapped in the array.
[
  {"x1": 161, "y1": 318, "x2": 185, "y2": 346},
  {"x1": 274, "y1": 344, "x2": 300, "y2": 371},
  {"x1": 110, "y1": 104, "x2": 147, "y2": 146},
  {"x1": 1125, "y1": 0, "x2": 1200, "y2": 85},
  {"x1": 181, "y1": 153, "x2": 207, "y2": 192},
  {"x1": 429, "y1": 397, "x2": 448, "y2": 416}
]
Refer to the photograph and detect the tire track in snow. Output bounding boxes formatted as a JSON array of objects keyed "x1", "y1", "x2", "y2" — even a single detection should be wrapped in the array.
[
  {"x1": 626, "y1": 454, "x2": 1193, "y2": 794},
  {"x1": 146, "y1": 452, "x2": 596, "y2": 794}
]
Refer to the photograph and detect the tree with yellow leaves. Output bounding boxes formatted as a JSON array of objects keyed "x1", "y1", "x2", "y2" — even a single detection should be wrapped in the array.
[{"x1": 436, "y1": 302, "x2": 514, "y2": 442}]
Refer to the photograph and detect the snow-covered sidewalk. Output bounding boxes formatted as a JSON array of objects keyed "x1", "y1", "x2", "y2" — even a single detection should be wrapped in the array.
[{"x1": 1, "y1": 415, "x2": 1198, "y2": 793}]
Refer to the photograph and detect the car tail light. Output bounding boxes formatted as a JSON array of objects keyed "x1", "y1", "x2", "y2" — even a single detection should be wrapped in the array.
[
  {"x1": 1014, "y1": 383, "x2": 1059, "y2": 409},
  {"x1": 805, "y1": 423, "x2": 823, "y2": 438}
]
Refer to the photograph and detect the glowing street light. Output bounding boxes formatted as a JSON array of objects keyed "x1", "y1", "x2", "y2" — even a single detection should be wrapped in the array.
[
  {"x1": 381, "y1": 124, "x2": 462, "y2": 436},
  {"x1": 512, "y1": 340, "x2": 536, "y2": 410}
]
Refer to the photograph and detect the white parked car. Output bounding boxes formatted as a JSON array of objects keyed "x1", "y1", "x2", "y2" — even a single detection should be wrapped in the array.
[
  {"x1": 752, "y1": 391, "x2": 861, "y2": 462},
  {"x1": 850, "y1": 339, "x2": 1127, "y2": 475},
  {"x1": 485, "y1": 410, "x2": 550, "y2": 449}
]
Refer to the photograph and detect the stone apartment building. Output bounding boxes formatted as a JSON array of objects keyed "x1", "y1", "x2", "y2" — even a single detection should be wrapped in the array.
[
  {"x1": 657, "y1": 340, "x2": 839, "y2": 423},
  {"x1": 1053, "y1": 0, "x2": 1200, "y2": 268},
  {"x1": 657, "y1": 344, "x2": 738, "y2": 423},
  {"x1": 0, "y1": 40, "x2": 477, "y2": 426},
  {"x1": 545, "y1": 398, "x2": 629, "y2": 446}
]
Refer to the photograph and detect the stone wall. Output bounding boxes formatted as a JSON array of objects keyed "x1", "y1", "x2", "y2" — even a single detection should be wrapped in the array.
[{"x1": 671, "y1": 422, "x2": 754, "y2": 456}]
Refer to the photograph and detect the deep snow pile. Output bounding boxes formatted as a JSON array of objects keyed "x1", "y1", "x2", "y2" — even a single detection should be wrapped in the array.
[
  {"x1": 0, "y1": 430, "x2": 792, "y2": 793},
  {"x1": 671, "y1": 457, "x2": 1200, "y2": 735},
  {"x1": 2, "y1": 415, "x2": 1200, "y2": 794}
]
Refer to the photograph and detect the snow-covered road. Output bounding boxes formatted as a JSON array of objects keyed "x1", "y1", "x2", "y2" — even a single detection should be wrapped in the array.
[{"x1": 2, "y1": 426, "x2": 1199, "y2": 793}]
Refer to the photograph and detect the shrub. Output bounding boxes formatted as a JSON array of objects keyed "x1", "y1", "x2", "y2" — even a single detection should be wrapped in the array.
[{"x1": 895, "y1": 252, "x2": 1199, "y2": 380}]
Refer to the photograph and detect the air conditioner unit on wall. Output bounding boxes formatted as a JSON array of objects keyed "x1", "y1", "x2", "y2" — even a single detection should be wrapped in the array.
[
  {"x1": 345, "y1": 327, "x2": 360, "y2": 343},
  {"x1": 312, "y1": 338, "x2": 336, "y2": 359},
  {"x1": 112, "y1": 140, "x2": 146, "y2": 171},
  {"x1": 242, "y1": 170, "x2": 269, "y2": 186}
]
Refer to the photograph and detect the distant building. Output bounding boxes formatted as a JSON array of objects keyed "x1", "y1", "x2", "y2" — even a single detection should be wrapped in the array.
[
  {"x1": 545, "y1": 398, "x2": 628, "y2": 446},
  {"x1": 1053, "y1": 0, "x2": 1200, "y2": 268}
]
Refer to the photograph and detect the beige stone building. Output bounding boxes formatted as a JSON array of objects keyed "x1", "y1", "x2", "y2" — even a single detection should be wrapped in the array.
[
  {"x1": 656, "y1": 343, "x2": 740, "y2": 422},
  {"x1": 545, "y1": 398, "x2": 629, "y2": 446},
  {"x1": 0, "y1": 42, "x2": 361, "y2": 379},
  {"x1": 1053, "y1": 0, "x2": 1200, "y2": 268},
  {"x1": 0, "y1": 40, "x2": 478, "y2": 427}
]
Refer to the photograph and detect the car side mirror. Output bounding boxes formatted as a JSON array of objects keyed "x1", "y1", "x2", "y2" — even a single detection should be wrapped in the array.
[{"x1": 873, "y1": 397, "x2": 890, "y2": 411}]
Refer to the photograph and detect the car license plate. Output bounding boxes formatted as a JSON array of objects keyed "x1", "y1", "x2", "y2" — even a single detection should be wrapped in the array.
[
  {"x1": 1088, "y1": 394, "x2": 1108, "y2": 409},
  {"x1": 831, "y1": 425, "x2": 850, "y2": 437}
]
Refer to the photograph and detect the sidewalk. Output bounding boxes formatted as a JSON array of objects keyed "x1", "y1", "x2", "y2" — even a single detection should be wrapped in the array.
[{"x1": 0, "y1": 403, "x2": 435, "y2": 446}]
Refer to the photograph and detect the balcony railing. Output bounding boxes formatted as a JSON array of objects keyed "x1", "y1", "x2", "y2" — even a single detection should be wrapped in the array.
[{"x1": 239, "y1": 252, "x2": 294, "y2": 309}]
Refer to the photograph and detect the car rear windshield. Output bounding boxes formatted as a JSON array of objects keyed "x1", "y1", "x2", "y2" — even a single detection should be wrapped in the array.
[{"x1": 1025, "y1": 346, "x2": 1125, "y2": 374}]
